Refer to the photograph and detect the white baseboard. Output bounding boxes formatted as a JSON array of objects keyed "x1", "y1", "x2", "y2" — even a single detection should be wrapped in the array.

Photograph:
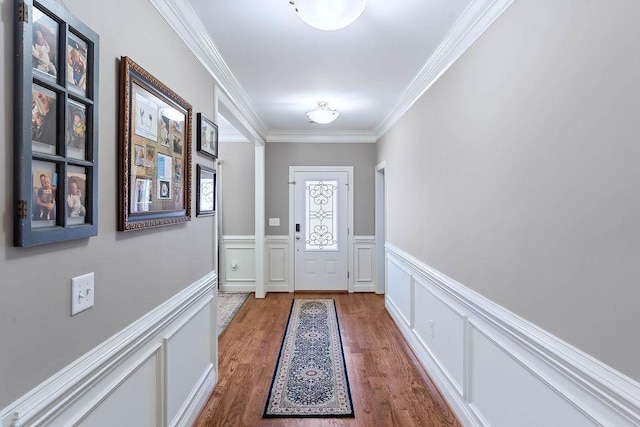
[
  {"x1": 0, "y1": 272, "x2": 218, "y2": 427},
  {"x1": 385, "y1": 244, "x2": 640, "y2": 427}
]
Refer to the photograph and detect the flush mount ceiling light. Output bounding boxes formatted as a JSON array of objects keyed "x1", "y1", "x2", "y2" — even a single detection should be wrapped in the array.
[
  {"x1": 290, "y1": 0, "x2": 366, "y2": 31},
  {"x1": 307, "y1": 102, "x2": 340, "y2": 124}
]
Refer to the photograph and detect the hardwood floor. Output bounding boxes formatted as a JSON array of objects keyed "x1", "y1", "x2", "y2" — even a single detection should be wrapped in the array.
[{"x1": 195, "y1": 293, "x2": 461, "y2": 427}]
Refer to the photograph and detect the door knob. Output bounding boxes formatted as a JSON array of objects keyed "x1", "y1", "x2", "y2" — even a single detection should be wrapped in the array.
[{"x1": 296, "y1": 236, "x2": 301, "y2": 240}]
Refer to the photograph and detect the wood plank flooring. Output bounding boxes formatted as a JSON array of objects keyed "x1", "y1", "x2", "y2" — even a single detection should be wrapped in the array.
[{"x1": 195, "y1": 293, "x2": 461, "y2": 427}]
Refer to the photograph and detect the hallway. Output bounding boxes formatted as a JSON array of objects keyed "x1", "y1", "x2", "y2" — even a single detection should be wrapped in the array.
[{"x1": 195, "y1": 293, "x2": 461, "y2": 426}]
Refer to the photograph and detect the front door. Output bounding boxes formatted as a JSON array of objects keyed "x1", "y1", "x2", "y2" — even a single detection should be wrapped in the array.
[{"x1": 293, "y1": 169, "x2": 349, "y2": 291}]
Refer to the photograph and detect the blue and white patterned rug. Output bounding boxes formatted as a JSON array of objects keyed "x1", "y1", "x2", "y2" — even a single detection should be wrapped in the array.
[{"x1": 263, "y1": 299, "x2": 354, "y2": 418}]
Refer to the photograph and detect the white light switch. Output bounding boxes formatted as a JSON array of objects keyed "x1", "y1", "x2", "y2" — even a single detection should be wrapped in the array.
[
  {"x1": 71, "y1": 273, "x2": 95, "y2": 316},
  {"x1": 269, "y1": 217, "x2": 280, "y2": 226}
]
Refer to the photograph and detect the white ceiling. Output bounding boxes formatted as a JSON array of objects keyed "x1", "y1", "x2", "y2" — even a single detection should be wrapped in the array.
[{"x1": 152, "y1": 0, "x2": 512, "y2": 142}]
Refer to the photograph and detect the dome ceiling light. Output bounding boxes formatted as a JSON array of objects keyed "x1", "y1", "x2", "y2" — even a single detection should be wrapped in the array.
[
  {"x1": 289, "y1": 0, "x2": 366, "y2": 31},
  {"x1": 306, "y1": 102, "x2": 340, "y2": 124}
]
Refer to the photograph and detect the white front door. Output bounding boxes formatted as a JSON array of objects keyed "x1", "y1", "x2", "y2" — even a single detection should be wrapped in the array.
[{"x1": 293, "y1": 170, "x2": 349, "y2": 291}]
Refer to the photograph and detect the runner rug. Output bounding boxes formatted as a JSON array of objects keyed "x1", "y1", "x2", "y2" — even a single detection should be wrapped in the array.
[
  {"x1": 217, "y1": 292, "x2": 249, "y2": 336},
  {"x1": 263, "y1": 299, "x2": 354, "y2": 418}
]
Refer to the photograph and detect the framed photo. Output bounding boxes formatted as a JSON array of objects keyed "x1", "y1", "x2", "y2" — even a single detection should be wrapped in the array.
[
  {"x1": 14, "y1": 0, "x2": 99, "y2": 246},
  {"x1": 119, "y1": 56, "x2": 192, "y2": 231},
  {"x1": 196, "y1": 164, "x2": 216, "y2": 217},
  {"x1": 197, "y1": 113, "x2": 218, "y2": 159}
]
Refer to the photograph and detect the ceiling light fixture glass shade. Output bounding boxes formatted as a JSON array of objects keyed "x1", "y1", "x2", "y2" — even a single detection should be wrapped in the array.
[
  {"x1": 292, "y1": 0, "x2": 366, "y2": 31},
  {"x1": 307, "y1": 102, "x2": 340, "y2": 124}
]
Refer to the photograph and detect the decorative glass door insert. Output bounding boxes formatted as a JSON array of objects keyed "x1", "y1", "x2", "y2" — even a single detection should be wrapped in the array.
[{"x1": 305, "y1": 180, "x2": 338, "y2": 250}]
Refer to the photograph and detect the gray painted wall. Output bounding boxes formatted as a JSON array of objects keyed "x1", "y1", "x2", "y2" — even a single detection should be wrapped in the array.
[
  {"x1": 220, "y1": 141, "x2": 255, "y2": 235},
  {"x1": 377, "y1": 0, "x2": 640, "y2": 381},
  {"x1": 0, "y1": 0, "x2": 217, "y2": 407},
  {"x1": 265, "y1": 142, "x2": 376, "y2": 236}
]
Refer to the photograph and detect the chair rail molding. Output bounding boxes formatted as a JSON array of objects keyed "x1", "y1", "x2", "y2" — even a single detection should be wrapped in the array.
[
  {"x1": 385, "y1": 243, "x2": 640, "y2": 427},
  {"x1": 0, "y1": 272, "x2": 218, "y2": 427}
]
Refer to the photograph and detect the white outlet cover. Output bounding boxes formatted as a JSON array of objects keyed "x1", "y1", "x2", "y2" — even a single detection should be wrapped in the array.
[
  {"x1": 71, "y1": 272, "x2": 95, "y2": 316},
  {"x1": 269, "y1": 217, "x2": 280, "y2": 226}
]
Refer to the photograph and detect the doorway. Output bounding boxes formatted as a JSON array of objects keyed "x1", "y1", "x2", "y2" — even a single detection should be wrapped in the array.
[{"x1": 289, "y1": 166, "x2": 353, "y2": 291}]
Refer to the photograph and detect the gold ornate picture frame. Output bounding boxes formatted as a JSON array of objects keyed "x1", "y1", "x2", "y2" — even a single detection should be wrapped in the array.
[{"x1": 118, "y1": 56, "x2": 192, "y2": 231}]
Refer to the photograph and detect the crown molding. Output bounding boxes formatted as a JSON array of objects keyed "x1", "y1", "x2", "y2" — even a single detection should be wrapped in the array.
[
  {"x1": 267, "y1": 130, "x2": 377, "y2": 144},
  {"x1": 149, "y1": 0, "x2": 268, "y2": 140},
  {"x1": 151, "y1": 0, "x2": 515, "y2": 144},
  {"x1": 374, "y1": 0, "x2": 516, "y2": 139}
]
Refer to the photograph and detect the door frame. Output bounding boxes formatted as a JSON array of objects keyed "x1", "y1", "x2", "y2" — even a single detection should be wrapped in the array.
[{"x1": 288, "y1": 166, "x2": 354, "y2": 293}]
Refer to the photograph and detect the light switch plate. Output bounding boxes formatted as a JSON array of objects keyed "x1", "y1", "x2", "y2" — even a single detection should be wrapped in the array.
[
  {"x1": 71, "y1": 272, "x2": 95, "y2": 316},
  {"x1": 269, "y1": 217, "x2": 280, "y2": 226}
]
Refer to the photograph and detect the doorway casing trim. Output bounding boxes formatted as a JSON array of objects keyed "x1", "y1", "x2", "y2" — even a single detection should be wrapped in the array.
[{"x1": 288, "y1": 166, "x2": 355, "y2": 292}]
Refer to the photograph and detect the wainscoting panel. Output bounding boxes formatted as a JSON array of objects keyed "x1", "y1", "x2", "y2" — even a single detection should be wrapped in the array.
[
  {"x1": 164, "y1": 300, "x2": 214, "y2": 426},
  {"x1": 221, "y1": 236, "x2": 256, "y2": 292},
  {"x1": 0, "y1": 272, "x2": 217, "y2": 427},
  {"x1": 413, "y1": 276, "x2": 466, "y2": 396},
  {"x1": 386, "y1": 255, "x2": 413, "y2": 327},
  {"x1": 266, "y1": 236, "x2": 290, "y2": 292},
  {"x1": 385, "y1": 244, "x2": 640, "y2": 427},
  {"x1": 265, "y1": 236, "x2": 376, "y2": 293},
  {"x1": 354, "y1": 236, "x2": 376, "y2": 292}
]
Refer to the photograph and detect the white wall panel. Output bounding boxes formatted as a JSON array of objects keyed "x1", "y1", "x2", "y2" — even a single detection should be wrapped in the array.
[
  {"x1": 165, "y1": 304, "x2": 213, "y2": 425},
  {"x1": 468, "y1": 324, "x2": 598, "y2": 427},
  {"x1": 413, "y1": 277, "x2": 465, "y2": 395},
  {"x1": 221, "y1": 236, "x2": 256, "y2": 291},
  {"x1": 78, "y1": 351, "x2": 160, "y2": 427},
  {"x1": 386, "y1": 256, "x2": 413, "y2": 327},
  {"x1": 0, "y1": 273, "x2": 217, "y2": 427},
  {"x1": 385, "y1": 244, "x2": 640, "y2": 427},
  {"x1": 354, "y1": 237, "x2": 376, "y2": 292}
]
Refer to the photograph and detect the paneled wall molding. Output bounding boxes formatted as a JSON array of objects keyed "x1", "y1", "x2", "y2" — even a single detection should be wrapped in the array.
[
  {"x1": 385, "y1": 243, "x2": 640, "y2": 426},
  {"x1": 264, "y1": 236, "x2": 376, "y2": 292},
  {"x1": 266, "y1": 235, "x2": 290, "y2": 292},
  {"x1": 0, "y1": 272, "x2": 218, "y2": 427},
  {"x1": 220, "y1": 235, "x2": 256, "y2": 292},
  {"x1": 354, "y1": 236, "x2": 376, "y2": 292}
]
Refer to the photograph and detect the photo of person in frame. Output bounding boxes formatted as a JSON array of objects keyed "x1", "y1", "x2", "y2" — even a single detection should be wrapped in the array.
[
  {"x1": 67, "y1": 104, "x2": 86, "y2": 149},
  {"x1": 159, "y1": 115, "x2": 170, "y2": 147},
  {"x1": 32, "y1": 88, "x2": 56, "y2": 147},
  {"x1": 33, "y1": 171, "x2": 56, "y2": 221},
  {"x1": 145, "y1": 145, "x2": 156, "y2": 168},
  {"x1": 32, "y1": 22, "x2": 57, "y2": 77},
  {"x1": 172, "y1": 136, "x2": 183, "y2": 155},
  {"x1": 133, "y1": 178, "x2": 152, "y2": 213},
  {"x1": 66, "y1": 36, "x2": 87, "y2": 91},
  {"x1": 174, "y1": 158, "x2": 182, "y2": 184},
  {"x1": 66, "y1": 177, "x2": 86, "y2": 218},
  {"x1": 134, "y1": 144, "x2": 145, "y2": 166}
]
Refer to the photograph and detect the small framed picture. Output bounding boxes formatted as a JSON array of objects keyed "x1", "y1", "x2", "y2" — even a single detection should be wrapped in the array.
[
  {"x1": 67, "y1": 166, "x2": 87, "y2": 225},
  {"x1": 66, "y1": 32, "x2": 88, "y2": 95},
  {"x1": 32, "y1": 84, "x2": 57, "y2": 154},
  {"x1": 196, "y1": 164, "x2": 216, "y2": 217},
  {"x1": 197, "y1": 113, "x2": 218, "y2": 159},
  {"x1": 32, "y1": 160, "x2": 58, "y2": 228},
  {"x1": 32, "y1": 9, "x2": 59, "y2": 82},
  {"x1": 66, "y1": 99, "x2": 87, "y2": 160}
]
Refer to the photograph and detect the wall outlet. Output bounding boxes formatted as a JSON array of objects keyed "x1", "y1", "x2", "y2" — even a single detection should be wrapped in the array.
[
  {"x1": 429, "y1": 319, "x2": 435, "y2": 337},
  {"x1": 71, "y1": 273, "x2": 95, "y2": 316},
  {"x1": 268, "y1": 217, "x2": 280, "y2": 226}
]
